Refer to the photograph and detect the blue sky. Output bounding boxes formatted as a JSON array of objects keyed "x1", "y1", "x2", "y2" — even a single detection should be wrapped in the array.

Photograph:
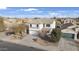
[{"x1": 0, "y1": 7, "x2": 79, "y2": 18}]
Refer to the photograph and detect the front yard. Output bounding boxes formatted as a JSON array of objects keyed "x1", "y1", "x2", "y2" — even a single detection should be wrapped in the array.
[
  {"x1": 0, "y1": 32, "x2": 59, "y2": 51},
  {"x1": 0, "y1": 31, "x2": 79, "y2": 51}
]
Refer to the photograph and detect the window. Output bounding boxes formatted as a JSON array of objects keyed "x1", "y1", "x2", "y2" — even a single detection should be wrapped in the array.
[
  {"x1": 43, "y1": 24, "x2": 45, "y2": 27},
  {"x1": 30, "y1": 24, "x2": 39, "y2": 28},
  {"x1": 46, "y1": 24, "x2": 50, "y2": 27},
  {"x1": 77, "y1": 32, "x2": 79, "y2": 39},
  {"x1": 30, "y1": 24, "x2": 32, "y2": 27},
  {"x1": 37, "y1": 24, "x2": 39, "y2": 28}
]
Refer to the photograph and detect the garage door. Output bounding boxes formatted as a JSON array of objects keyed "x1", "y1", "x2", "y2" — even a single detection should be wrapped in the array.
[
  {"x1": 62, "y1": 33, "x2": 74, "y2": 41},
  {"x1": 29, "y1": 30, "x2": 38, "y2": 35}
]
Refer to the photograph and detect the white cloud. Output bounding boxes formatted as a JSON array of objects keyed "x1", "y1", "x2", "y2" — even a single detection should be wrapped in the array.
[
  {"x1": 48, "y1": 12, "x2": 66, "y2": 17},
  {"x1": 49, "y1": 12, "x2": 60, "y2": 16},
  {"x1": 21, "y1": 8, "x2": 38, "y2": 11},
  {"x1": 0, "y1": 7, "x2": 7, "y2": 9}
]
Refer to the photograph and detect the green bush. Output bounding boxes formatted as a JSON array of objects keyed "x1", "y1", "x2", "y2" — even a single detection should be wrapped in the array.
[{"x1": 50, "y1": 28, "x2": 61, "y2": 42}]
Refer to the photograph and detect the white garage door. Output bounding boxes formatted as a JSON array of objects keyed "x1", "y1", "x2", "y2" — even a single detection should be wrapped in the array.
[{"x1": 29, "y1": 30, "x2": 38, "y2": 35}]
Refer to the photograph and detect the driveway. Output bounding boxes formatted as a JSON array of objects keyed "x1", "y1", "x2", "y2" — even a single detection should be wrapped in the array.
[{"x1": 58, "y1": 38, "x2": 78, "y2": 51}]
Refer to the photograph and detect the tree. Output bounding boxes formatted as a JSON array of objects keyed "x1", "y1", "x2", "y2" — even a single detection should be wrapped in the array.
[
  {"x1": 56, "y1": 18, "x2": 63, "y2": 25},
  {"x1": 50, "y1": 27, "x2": 61, "y2": 42},
  {"x1": 0, "y1": 17, "x2": 5, "y2": 32},
  {"x1": 53, "y1": 17, "x2": 56, "y2": 19}
]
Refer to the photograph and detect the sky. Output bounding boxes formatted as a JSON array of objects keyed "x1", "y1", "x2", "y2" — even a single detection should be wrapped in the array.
[{"x1": 0, "y1": 7, "x2": 79, "y2": 18}]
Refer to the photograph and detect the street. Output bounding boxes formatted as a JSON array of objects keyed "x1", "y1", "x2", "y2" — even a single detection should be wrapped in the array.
[{"x1": 0, "y1": 40, "x2": 44, "y2": 51}]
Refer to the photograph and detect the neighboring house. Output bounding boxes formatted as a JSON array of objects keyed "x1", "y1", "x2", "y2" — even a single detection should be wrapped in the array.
[
  {"x1": 75, "y1": 19, "x2": 79, "y2": 25},
  {"x1": 61, "y1": 18, "x2": 76, "y2": 24},
  {"x1": 62, "y1": 25, "x2": 79, "y2": 41},
  {"x1": 27, "y1": 19, "x2": 56, "y2": 35}
]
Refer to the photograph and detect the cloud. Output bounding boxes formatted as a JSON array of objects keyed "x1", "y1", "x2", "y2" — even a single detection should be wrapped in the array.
[
  {"x1": 21, "y1": 8, "x2": 38, "y2": 11},
  {"x1": 0, "y1": 7, "x2": 7, "y2": 9},
  {"x1": 49, "y1": 12, "x2": 60, "y2": 16},
  {"x1": 4, "y1": 14, "x2": 50, "y2": 18},
  {"x1": 48, "y1": 12, "x2": 68, "y2": 17}
]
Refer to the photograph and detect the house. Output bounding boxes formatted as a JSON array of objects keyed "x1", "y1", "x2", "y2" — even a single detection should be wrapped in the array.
[
  {"x1": 61, "y1": 25, "x2": 79, "y2": 41},
  {"x1": 3, "y1": 18, "x2": 56, "y2": 35},
  {"x1": 27, "y1": 19, "x2": 56, "y2": 35},
  {"x1": 75, "y1": 19, "x2": 79, "y2": 25},
  {"x1": 61, "y1": 18, "x2": 76, "y2": 24}
]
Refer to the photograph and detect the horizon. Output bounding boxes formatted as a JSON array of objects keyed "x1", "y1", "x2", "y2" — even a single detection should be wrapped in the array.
[{"x1": 0, "y1": 7, "x2": 79, "y2": 18}]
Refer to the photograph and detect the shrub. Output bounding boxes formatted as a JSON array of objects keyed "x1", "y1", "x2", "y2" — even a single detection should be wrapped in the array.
[
  {"x1": 0, "y1": 17, "x2": 5, "y2": 32},
  {"x1": 50, "y1": 28, "x2": 61, "y2": 42}
]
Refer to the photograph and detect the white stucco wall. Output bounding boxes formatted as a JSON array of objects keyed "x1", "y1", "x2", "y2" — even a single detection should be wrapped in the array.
[
  {"x1": 39, "y1": 24, "x2": 43, "y2": 30},
  {"x1": 31, "y1": 24, "x2": 37, "y2": 28},
  {"x1": 29, "y1": 30, "x2": 38, "y2": 35},
  {"x1": 29, "y1": 24, "x2": 40, "y2": 34},
  {"x1": 29, "y1": 20, "x2": 56, "y2": 34}
]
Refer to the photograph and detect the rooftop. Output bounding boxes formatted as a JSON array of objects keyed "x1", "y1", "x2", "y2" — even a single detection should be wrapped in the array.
[
  {"x1": 61, "y1": 23, "x2": 73, "y2": 29},
  {"x1": 28, "y1": 19, "x2": 55, "y2": 24}
]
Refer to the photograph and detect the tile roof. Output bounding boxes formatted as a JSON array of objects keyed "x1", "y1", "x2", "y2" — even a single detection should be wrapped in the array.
[
  {"x1": 61, "y1": 23, "x2": 73, "y2": 29},
  {"x1": 28, "y1": 19, "x2": 55, "y2": 24}
]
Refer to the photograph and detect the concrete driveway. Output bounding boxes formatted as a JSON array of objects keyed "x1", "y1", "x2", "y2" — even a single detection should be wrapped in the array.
[{"x1": 58, "y1": 38, "x2": 78, "y2": 51}]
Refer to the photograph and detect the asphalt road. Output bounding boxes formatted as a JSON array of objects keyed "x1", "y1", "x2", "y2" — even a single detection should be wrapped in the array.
[{"x1": 0, "y1": 40, "x2": 44, "y2": 51}]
